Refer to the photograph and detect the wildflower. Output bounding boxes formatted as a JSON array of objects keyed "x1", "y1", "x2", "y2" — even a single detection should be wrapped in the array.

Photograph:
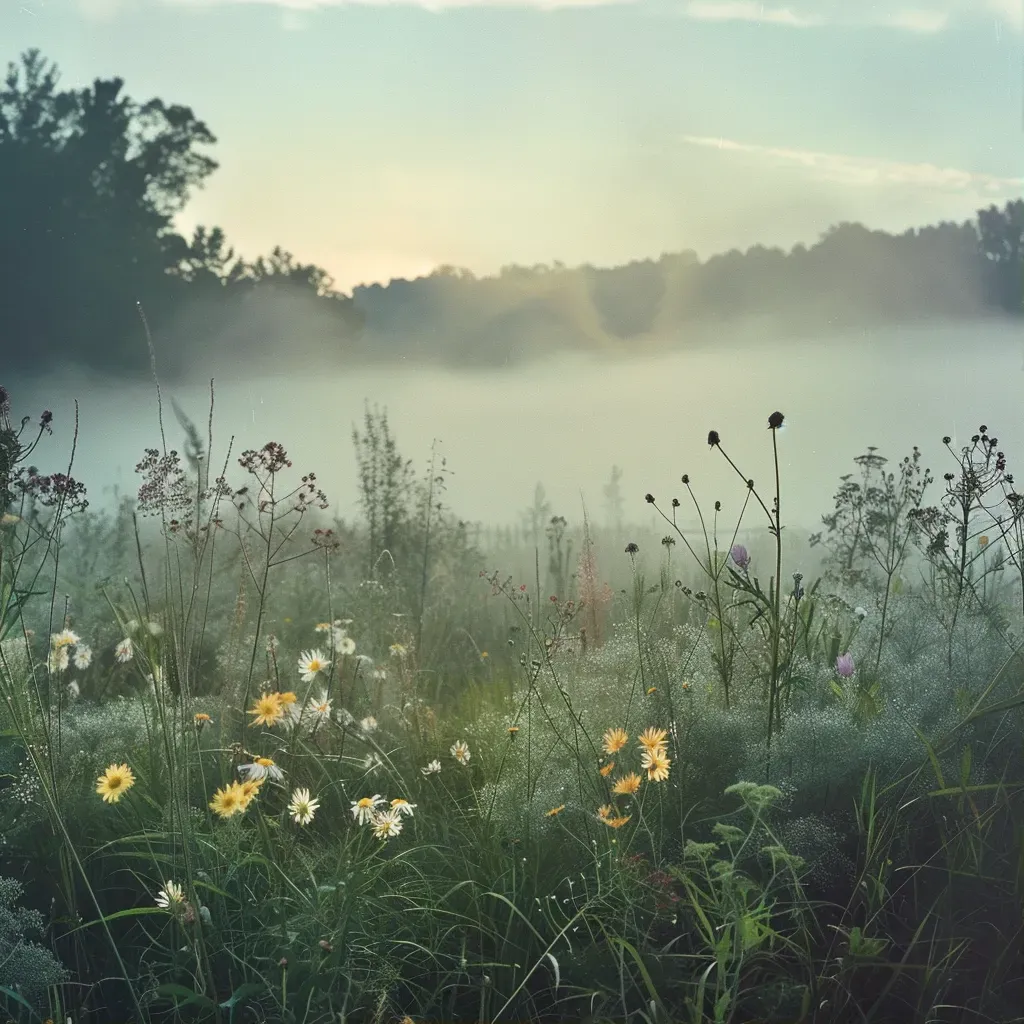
[
  {"x1": 278, "y1": 690, "x2": 301, "y2": 725},
  {"x1": 239, "y1": 757, "x2": 284, "y2": 782},
  {"x1": 612, "y1": 772, "x2": 642, "y2": 796},
  {"x1": 450, "y1": 740, "x2": 471, "y2": 765},
  {"x1": 604, "y1": 814, "x2": 632, "y2": 828},
  {"x1": 602, "y1": 727, "x2": 628, "y2": 755},
  {"x1": 596, "y1": 804, "x2": 614, "y2": 821},
  {"x1": 390, "y1": 797, "x2": 416, "y2": 817},
  {"x1": 314, "y1": 622, "x2": 333, "y2": 633},
  {"x1": 210, "y1": 783, "x2": 246, "y2": 818},
  {"x1": 47, "y1": 647, "x2": 70, "y2": 673},
  {"x1": 599, "y1": 762, "x2": 615, "y2": 777},
  {"x1": 481, "y1": 651, "x2": 489, "y2": 659},
  {"x1": 363, "y1": 752, "x2": 384, "y2": 772},
  {"x1": 237, "y1": 778, "x2": 264, "y2": 807},
  {"x1": 979, "y1": 535, "x2": 989, "y2": 547},
  {"x1": 421, "y1": 759, "x2": 442, "y2": 776},
  {"x1": 545, "y1": 804, "x2": 566, "y2": 817},
  {"x1": 288, "y1": 788, "x2": 320, "y2": 826},
  {"x1": 304, "y1": 691, "x2": 333, "y2": 725},
  {"x1": 67, "y1": 680, "x2": 80, "y2": 699},
  {"x1": 854, "y1": 606, "x2": 868, "y2": 619},
  {"x1": 114, "y1": 638, "x2": 134, "y2": 663},
  {"x1": 72, "y1": 645, "x2": 92, "y2": 670},
  {"x1": 730, "y1": 545, "x2": 751, "y2": 571},
  {"x1": 389, "y1": 642, "x2": 407, "y2": 658},
  {"x1": 337, "y1": 636, "x2": 356, "y2": 656},
  {"x1": 298, "y1": 649, "x2": 331, "y2": 682},
  {"x1": 637, "y1": 727, "x2": 668, "y2": 755},
  {"x1": 641, "y1": 746, "x2": 671, "y2": 782},
  {"x1": 50, "y1": 629, "x2": 81, "y2": 649},
  {"x1": 646, "y1": 686, "x2": 657, "y2": 695},
  {"x1": 359, "y1": 715, "x2": 378, "y2": 733},
  {"x1": 680, "y1": 680, "x2": 691, "y2": 691},
  {"x1": 370, "y1": 808, "x2": 404, "y2": 840},
  {"x1": 96, "y1": 763, "x2": 135, "y2": 804},
  {"x1": 155, "y1": 880, "x2": 185, "y2": 910},
  {"x1": 508, "y1": 726, "x2": 520, "y2": 739},
  {"x1": 147, "y1": 620, "x2": 164, "y2": 637},
  {"x1": 193, "y1": 712, "x2": 212, "y2": 727},
  {"x1": 351, "y1": 795, "x2": 385, "y2": 825},
  {"x1": 248, "y1": 692, "x2": 284, "y2": 728},
  {"x1": 836, "y1": 652, "x2": 855, "y2": 678}
]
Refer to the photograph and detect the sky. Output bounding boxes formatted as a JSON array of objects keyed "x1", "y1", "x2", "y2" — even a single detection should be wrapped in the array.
[{"x1": 3, "y1": 0, "x2": 1022, "y2": 293}]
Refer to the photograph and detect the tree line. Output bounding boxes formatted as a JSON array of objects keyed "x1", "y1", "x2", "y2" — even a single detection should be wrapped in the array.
[{"x1": 0, "y1": 49, "x2": 1020, "y2": 380}]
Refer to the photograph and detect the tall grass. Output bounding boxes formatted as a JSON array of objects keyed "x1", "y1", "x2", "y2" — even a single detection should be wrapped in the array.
[{"x1": 0, "y1": 380, "x2": 1021, "y2": 1023}]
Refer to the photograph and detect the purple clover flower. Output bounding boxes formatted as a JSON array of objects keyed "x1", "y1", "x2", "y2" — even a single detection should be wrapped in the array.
[
  {"x1": 836, "y1": 653, "x2": 855, "y2": 679},
  {"x1": 730, "y1": 544, "x2": 750, "y2": 571}
]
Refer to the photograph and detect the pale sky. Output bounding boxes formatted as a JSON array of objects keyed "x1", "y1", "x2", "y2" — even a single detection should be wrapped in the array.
[{"x1": 4, "y1": 0, "x2": 1022, "y2": 292}]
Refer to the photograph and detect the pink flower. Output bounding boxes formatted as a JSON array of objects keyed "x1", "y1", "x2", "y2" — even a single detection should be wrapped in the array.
[
  {"x1": 836, "y1": 653, "x2": 855, "y2": 678},
  {"x1": 730, "y1": 545, "x2": 750, "y2": 571}
]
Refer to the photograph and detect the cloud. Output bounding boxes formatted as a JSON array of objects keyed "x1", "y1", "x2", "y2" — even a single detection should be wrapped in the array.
[
  {"x1": 683, "y1": 0, "x2": 1018, "y2": 32},
  {"x1": 684, "y1": 2, "x2": 819, "y2": 26},
  {"x1": 681, "y1": 135, "x2": 1024, "y2": 195},
  {"x1": 163, "y1": 0, "x2": 634, "y2": 9}
]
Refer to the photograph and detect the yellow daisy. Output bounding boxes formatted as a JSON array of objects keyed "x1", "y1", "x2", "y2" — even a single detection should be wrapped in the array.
[
  {"x1": 604, "y1": 814, "x2": 632, "y2": 829},
  {"x1": 612, "y1": 772, "x2": 642, "y2": 796},
  {"x1": 248, "y1": 692, "x2": 284, "y2": 728},
  {"x1": 599, "y1": 762, "x2": 615, "y2": 777},
  {"x1": 637, "y1": 727, "x2": 668, "y2": 754},
  {"x1": 545, "y1": 804, "x2": 566, "y2": 817},
  {"x1": 96, "y1": 763, "x2": 135, "y2": 804},
  {"x1": 641, "y1": 746, "x2": 671, "y2": 783},
  {"x1": 602, "y1": 727, "x2": 628, "y2": 755},
  {"x1": 210, "y1": 782, "x2": 246, "y2": 818}
]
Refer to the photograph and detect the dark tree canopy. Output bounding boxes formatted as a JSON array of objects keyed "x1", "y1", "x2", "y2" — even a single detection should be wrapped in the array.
[{"x1": 0, "y1": 49, "x2": 363, "y2": 379}]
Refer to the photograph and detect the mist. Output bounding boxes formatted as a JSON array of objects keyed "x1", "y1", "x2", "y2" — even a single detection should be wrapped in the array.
[{"x1": 10, "y1": 318, "x2": 1021, "y2": 533}]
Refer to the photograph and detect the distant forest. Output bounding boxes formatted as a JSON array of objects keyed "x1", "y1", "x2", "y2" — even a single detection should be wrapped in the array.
[{"x1": 1, "y1": 48, "x2": 1021, "y2": 380}]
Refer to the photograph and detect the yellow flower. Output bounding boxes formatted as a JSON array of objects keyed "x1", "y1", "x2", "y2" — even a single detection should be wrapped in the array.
[
  {"x1": 545, "y1": 804, "x2": 566, "y2": 817},
  {"x1": 979, "y1": 535, "x2": 989, "y2": 547},
  {"x1": 602, "y1": 727, "x2": 628, "y2": 755},
  {"x1": 193, "y1": 712, "x2": 212, "y2": 726},
  {"x1": 596, "y1": 804, "x2": 614, "y2": 820},
  {"x1": 637, "y1": 727, "x2": 668, "y2": 754},
  {"x1": 646, "y1": 686, "x2": 657, "y2": 695},
  {"x1": 612, "y1": 772, "x2": 642, "y2": 796},
  {"x1": 599, "y1": 762, "x2": 615, "y2": 777},
  {"x1": 604, "y1": 814, "x2": 632, "y2": 829},
  {"x1": 481, "y1": 651, "x2": 489, "y2": 659},
  {"x1": 248, "y1": 692, "x2": 284, "y2": 728},
  {"x1": 641, "y1": 746, "x2": 671, "y2": 783},
  {"x1": 508, "y1": 726, "x2": 519, "y2": 739},
  {"x1": 237, "y1": 778, "x2": 264, "y2": 807},
  {"x1": 210, "y1": 782, "x2": 247, "y2": 818},
  {"x1": 96, "y1": 763, "x2": 135, "y2": 804},
  {"x1": 279, "y1": 691, "x2": 298, "y2": 705}
]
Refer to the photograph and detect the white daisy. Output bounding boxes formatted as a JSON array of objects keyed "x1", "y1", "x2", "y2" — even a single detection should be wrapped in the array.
[
  {"x1": 298, "y1": 649, "x2": 331, "y2": 682},
  {"x1": 359, "y1": 715, "x2": 378, "y2": 734},
  {"x1": 421, "y1": 759, "x2": 442, "y2": 776},
  {"x1": 238, "y1": 757, "x2": 284, "y2": 782},
  {"x1": 351, "y1": 794, "x2": 385, "y2": 825},
  {"x1": 288, "y1": 787, "x2": 320, "y2": 826},
  {"x1": 450, "y1": 740, "x2": 471, "y2": 766},
  {"x1": 114, "y1": 638, "x2": 134, "y2": 663},
  {"x1": 370, "y1": 807, "x2": 404, "y2": 840},
  {"x1": 390, "y1": 798, "x2": 416, "y2": 817},
  {"x1": 155, "y1": 880, "x2": 185, "y2": 910},
  {"x1": 72, "y1": 644, "x2": 92, "y2": 670}
]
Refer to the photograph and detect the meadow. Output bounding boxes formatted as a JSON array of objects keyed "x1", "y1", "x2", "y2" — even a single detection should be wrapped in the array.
[{"x1": 0, "y1": 382, "x2": 1021, "y2": 1024}]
